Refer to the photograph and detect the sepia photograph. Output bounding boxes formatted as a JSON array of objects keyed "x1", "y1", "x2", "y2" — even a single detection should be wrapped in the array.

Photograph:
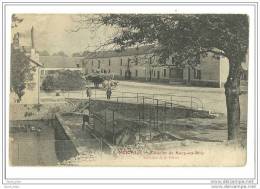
[{"x1": 8, "y1": 13, "x2": 250, "y2": 167}]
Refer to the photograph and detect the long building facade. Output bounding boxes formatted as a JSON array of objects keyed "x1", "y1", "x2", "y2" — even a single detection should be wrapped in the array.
[{"x1": 81, "y1": 46, "x2": 230, "y2": 88}]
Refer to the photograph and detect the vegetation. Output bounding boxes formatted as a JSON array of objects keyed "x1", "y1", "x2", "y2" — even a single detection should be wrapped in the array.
[
  {"x1": 52, "y1": 51, "x2": 68, "y2": 57},
  {"x1": 72, "y1": 52, "x2": 82, "y2": 57},
  {"x1": 11, "y1": 14, "x2": 36, "y2": 102},
  {"x1": 101, "y1": 14, "x2": 249, "y2": 141},
  {"x1": 41, "y1": 70, "x2": 86, "y2": 91},
  {"x1": 10, "y1": 46, "x2": 35, "y2": 102},
  {"x1": 38, "y1": 50, "x2": 50, "y2": 56}
]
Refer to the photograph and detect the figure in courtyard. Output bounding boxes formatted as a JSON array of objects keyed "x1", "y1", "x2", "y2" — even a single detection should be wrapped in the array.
[
  {"x1": 106, "y1": 87, "x2": 112, "y2": 100},
  {"x1": 82, "y1": 108, "x2": 90, "y2": 130},
  {"x1": 86, "y1": 87, "x2": 92, "y2": 98}
]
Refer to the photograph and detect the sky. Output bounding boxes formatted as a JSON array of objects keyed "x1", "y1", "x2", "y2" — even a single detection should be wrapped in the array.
[{"x1": 12, "y1": 14, "x2": 119, "y2": 56}]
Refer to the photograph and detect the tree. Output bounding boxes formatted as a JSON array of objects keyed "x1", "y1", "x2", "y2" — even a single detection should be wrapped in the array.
[
  {"x1": 41, "y1": 75, "x2": 54, "y2": 91},
  {"x1": 10, "y1": 46, "x2": 35, "y2": 102},
  {"x1": 72, "y1": 52, "x2": 82, "y2": 57},
  {"x1": 11, "y1": 14, "x2": 23, "y2": 28},
  {"x1": 101, "y1": 14, "x2": 249, "y2": 141},
  {"x1": 82, "y1": 51, "x2": 91, "y2": 57},
  {"x1": 52, "y1": 51, "x2": 68, "y2": 57},
  {"x1": 41, "y1": 70, "x2": 86, "y2": 91},
  {"x1": 39, "y1": 50, "x2": 50, "y2": 56},
  {"x1": 11, "y1": 14, "x2": 35, "y2": 102}
]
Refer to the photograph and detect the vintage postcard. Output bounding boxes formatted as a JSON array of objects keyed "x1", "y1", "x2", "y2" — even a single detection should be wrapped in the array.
[{"x1": 8, "y1": 13, "x2": 249, "y2": 167}]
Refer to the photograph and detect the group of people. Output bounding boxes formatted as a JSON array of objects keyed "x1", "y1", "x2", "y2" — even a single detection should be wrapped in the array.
[{"x1": 85, "y1": 86, "x2": 112, "y2": 100}]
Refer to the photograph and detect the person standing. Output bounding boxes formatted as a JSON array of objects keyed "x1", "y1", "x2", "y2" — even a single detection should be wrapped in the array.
[
  {"x1": 106, "y1": 87, "x2": 112, "y2": 100},
  {"x1": 82, "y1": 108, "x2": 90, "y2": 130},
  {"x1": 86, "y1": 87, "x2": 92, "y2": 98}
]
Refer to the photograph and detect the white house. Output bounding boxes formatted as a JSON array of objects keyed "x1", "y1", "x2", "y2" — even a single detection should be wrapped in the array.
[{"x1": 81, "y1": 46, "x2": 230, "y2": 88}]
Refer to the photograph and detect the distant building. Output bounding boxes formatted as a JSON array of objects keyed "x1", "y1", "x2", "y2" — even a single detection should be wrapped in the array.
[
  {"x1": 11, "y1": 26, "x2": 42, "y2": 104},
  {"x1": 81, "y1": 46, "x2": 230, "y2": 88},
  {"x1": 39, "y1": 56, "x2": 84, "y2": 80}
]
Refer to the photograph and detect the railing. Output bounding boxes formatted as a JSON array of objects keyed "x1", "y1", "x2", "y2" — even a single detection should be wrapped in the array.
[{"x1": 63, "y1": 90, "x2": 204, "y2": 111}]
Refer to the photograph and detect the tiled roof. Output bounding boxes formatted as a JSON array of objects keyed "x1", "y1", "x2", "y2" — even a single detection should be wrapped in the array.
[
  {"x1": 39, "y1": 56, "x2": 84, "y2": 68},
  {"x1": 84, "y1": 45, "x2": 155, "y2": 59}
]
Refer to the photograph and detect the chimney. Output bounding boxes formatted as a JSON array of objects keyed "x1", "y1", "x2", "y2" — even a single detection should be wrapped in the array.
[{"x1": 31, "y1": 26, "x2": 34, "y2": 49}]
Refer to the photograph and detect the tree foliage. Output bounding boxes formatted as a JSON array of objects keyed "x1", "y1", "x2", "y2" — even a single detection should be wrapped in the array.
[
  {"x1": 11, "y1": 14, "x2": 23, "y2": 28},
  {"x1": 10, "y1": 46, "x2": 35, "y2": 102},
  {"x1": 38, "y1": 50, "x2": 50, "y2": 56},
  {"x1": 101, "y1": 14, "x2": 249, "y2": 141},
  {"x1": 52, "y1": 51, "x2": 68, "y2": 57},
  {"x1": 102, "y1": 14, "x2": 248, "y2": 65},
  {"x1": 41, "y1": 70, "x2": 86, "y2": 91},
  {"x1": 72, "y1": 52, "x2": 82, "y2": 57}
]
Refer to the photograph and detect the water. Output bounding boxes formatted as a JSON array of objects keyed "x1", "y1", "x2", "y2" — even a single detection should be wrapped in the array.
[{"x1": 9, "y1": 120, "x2": 58, "y2": 166}]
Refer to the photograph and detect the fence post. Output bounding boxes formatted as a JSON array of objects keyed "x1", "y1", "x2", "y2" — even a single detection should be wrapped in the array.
[
  {"x1": 93, "y1": 115, "x2": 95, "y2": 131},
  {"x1": 138, "y1": 110, "x2": 141, "y2": 141},
  {"x1": 82, "y1": 89, "x2": 83, "y2": 98},
  {"x1": 156, "y1": 99, "x2": 159, "y2": 129},
  {"x1": 153, "y1": 106, "x2": 156, "y2": 129},
  {"x1": 112, "y1": 110, "x2": 115, "y2": 145},
  {"x1": 142, "y1": 97, "x2": 145, "y2": 120},
  {"x1": 149, "y1": 109, "x2": 152, "y2": 141},
  {"x1": 17, "y1": 143, "x2": 20, "y2": 162},
  {"x1": 100, "y1": 138, "x2": 103, "y2": 158},
  {"x1": 164, "y1": 102, "x2": 167, "y2": 131},
  {"x1": 104, "y1": 109, "x2": 107, "y2": 137}
]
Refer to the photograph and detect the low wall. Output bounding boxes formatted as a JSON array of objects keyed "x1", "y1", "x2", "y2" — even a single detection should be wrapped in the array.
[{"x1": 53, "y1": 115, "x2": 79, "y2": 161}]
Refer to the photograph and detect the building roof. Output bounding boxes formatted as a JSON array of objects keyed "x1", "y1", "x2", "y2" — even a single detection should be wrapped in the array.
[
  {"x1": 84, "y1": 45, "x2": 155, "y2": 59},
  {"x1": 39, "y1": 56, "x2": 84, "y2": 68}
]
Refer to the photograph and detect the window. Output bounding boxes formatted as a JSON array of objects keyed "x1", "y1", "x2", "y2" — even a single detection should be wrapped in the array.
[
  {"x1": 172, "y1": 57, "x2": 175, "y2": 65},
  {"x1": 92, "y1": 69, "x2": 94, "y2": 73},
  {"x1": 198, "y1": 70, "x2": 201, "y2": 79},
  {"x1": 48, "y1": 70, "x2": 56, "y2": 74},
  {"x1": 120, "y1": 59, "x2": 123, "y2": 66},
  {"x1": 149, "y1": 57, "x2": 152, "y2": 64},
  {"x1": 163, "y1": 69, "x2": 167, "y2": 77},
  {"x1": 104, "y1": 70, "x2": 107, "y2": 74},
  {"x1": 194, "y1": 70, "x2": 201, "y2": 80},
  {"x1": 109, "y1": 59, "x2": 111, "y2": 66},
  {"x1": 98, "y1": 60, "x2": 101, "y2": 68},
  {"x1": 120, "y1": 69, "x2": 122, "y2": 76},
  {"x1": 154, "y1": 70, "x2": 156, "y2": 77},
  {"x1": 91, "y1": 60, "x2": 93, "y2": 66},
  {"x1": 135, "y1": 56, "x2": 138, "y2": 65},
  {"x1": 76, "y1": 64, "x2": 80, "y2": 68},
  {"x1": 135, "y1": 70, "x2": 138, "y2": 77}
]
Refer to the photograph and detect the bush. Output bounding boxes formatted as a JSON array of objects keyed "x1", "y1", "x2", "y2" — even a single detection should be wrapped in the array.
[{"x1": 41, "y1": 70, "x2": 86, "y2": 91}]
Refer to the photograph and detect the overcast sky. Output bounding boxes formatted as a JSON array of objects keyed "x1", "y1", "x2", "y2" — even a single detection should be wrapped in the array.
[{"x1": 12, "y1": 14, "x2": 119, "y2": 56}]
